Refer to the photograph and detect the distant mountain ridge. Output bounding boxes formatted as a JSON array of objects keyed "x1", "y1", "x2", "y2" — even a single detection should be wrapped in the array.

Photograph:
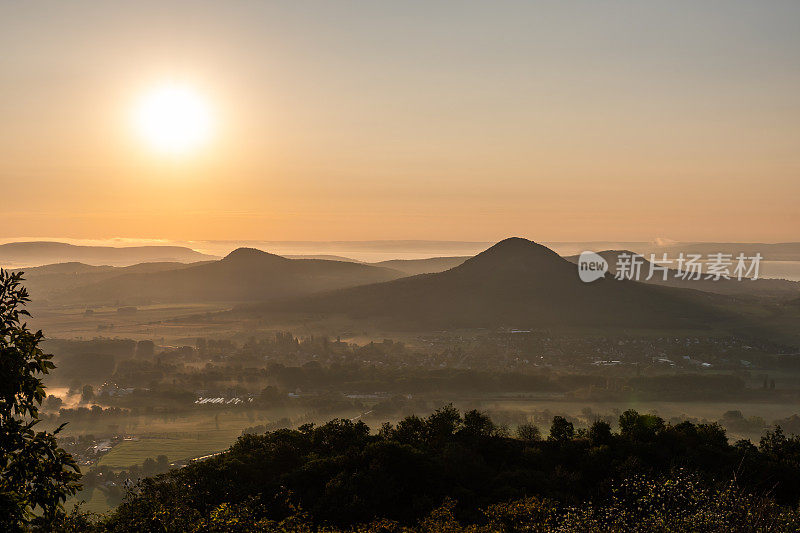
[
  {"x1": 58, "y1": 247, "x2": 404, "y2": 305},
  {"x1": 14, "y1": 261, "x2": 210, "y2": 301},
  {"x1": 248, "y1": 237, "x2": 739, "y2": 331},
  {"x1": 0, "y1": 241, "x2": 218, "y2": 268},
  {"x1": 373, "y1": 256, "x2": 469, "y2": 276}
]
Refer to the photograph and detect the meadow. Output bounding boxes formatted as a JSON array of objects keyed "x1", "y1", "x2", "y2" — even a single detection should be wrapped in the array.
[{"x1": 98, "y1": 431, "x2": 239, "y2": 468}]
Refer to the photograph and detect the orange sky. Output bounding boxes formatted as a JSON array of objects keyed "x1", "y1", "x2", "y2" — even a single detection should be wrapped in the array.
[{"x1": 1, "y1": 2, "x2": 798, "y2": 242}]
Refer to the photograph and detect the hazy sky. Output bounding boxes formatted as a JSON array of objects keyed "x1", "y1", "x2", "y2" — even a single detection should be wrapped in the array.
[{"x1": 2, "y1": 1, "x2": 798, "y2": 242}]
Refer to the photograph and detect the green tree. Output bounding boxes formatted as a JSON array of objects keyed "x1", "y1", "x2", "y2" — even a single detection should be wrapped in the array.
[
  {"x1": 548, "y1": 416, "x2": 575, "y2": 442},
  {"x1": 142, "y1": 457, "x2": 157, "y2": 476},
  {"x1": 80, "y1": 384, "x2": 94, "y2": 404},
  {"x1": 516, "y1": 423, "x2": 541, "y2": 443},
  {"x1": 461, "y1": 409, "x2": 495, "y2": 438},
  {"x1": 44, "y1": 395, "x2": 63, "y2": 411},
  {"x1": 618, "y1": 410, "x2": 665, "y2": 441},
  {"x1": 425, "y1": 404, "x2": 462, "y2": 444},
  {"x1": 0, "y1": 270, "x2": 80, "y2": 529},
  {"x1": 156, "y1": 454, "x2": 170, "y2": 472},
  {"x1": 588, "y1": 420, "x2": 613, "y2": 446}
]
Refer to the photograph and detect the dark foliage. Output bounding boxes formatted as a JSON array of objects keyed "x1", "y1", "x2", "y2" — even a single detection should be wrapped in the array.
[
  {"x1": 102, "y1": 406, "x2": 800, "y2": 531},
  {"x1": 0, "y1": 270, "x2": 80, "y2": 530}
]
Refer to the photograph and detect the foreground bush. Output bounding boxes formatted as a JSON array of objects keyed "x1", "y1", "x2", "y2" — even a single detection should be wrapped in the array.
[
  {"x1": 55, "y1": 406, "x2": 800, "y2": 531},
  {"x1": 63, "y1": 472, "x2": 800, "y2": 532},
  {"x1": 0, "y1": 271, "x2": 80, "y2": 531}
]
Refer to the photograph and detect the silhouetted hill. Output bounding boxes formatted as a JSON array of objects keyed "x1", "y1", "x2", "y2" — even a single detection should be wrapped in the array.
[
  {"x1": 61, "y1": 248, "x2": 404, "y2": 305},
  {"x1": 258, "y1": 238, "x2": 737, "y2": 330},
  {"x1": 564, "y1": 250, "x2": 800, "y2": 299},
  {"x1": 0, "y1": 241, "x2": 217, "y2": 268},
  {"x1": 13, "y1": 261, "x2": 209, "y2": 301}
]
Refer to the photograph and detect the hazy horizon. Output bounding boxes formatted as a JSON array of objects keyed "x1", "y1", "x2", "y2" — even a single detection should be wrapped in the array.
[
  {"x1": 5, "y1": 235, "x2": 800, "y2": 260},
  {"x1": 3, "y1": 1, "x2": 799, "y2": 242},
  {"x1": 5, "y1": 3, "x2": 800, "y2": 528},
  {"x1": 5, "y1": 237, "x2": 800, "y2": 282}
]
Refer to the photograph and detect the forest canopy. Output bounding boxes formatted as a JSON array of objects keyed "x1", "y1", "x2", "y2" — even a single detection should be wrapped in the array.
[{"x1": 63, "y1": 405, "x2": 800, "y2": 532}]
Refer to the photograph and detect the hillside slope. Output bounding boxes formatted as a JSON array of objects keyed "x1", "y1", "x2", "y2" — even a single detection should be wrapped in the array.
[
  {"x1": 13, "y1": 261, "x2": 209, "y2": 301},
  {"x1": 258, "y1": 238, "x2": 740, "y2": 330},
  {"x1": 372, "y1": 256, "x2": 469, "y2": 276},
  {"x1": 61, "y1": 248, "x2": 404, "y2": 305},
  {"x1": 0, "y1": 241, "x2": 217, "y2": 268}
]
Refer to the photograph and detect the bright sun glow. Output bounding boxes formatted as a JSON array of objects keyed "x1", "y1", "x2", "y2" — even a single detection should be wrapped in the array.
[{"x1": 134, "y1": 84, "x2": 213, "y2": 154}]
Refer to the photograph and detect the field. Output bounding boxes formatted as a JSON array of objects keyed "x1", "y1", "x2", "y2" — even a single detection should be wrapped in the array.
[
  {"x1": 29, "y1": 302, "x2": 237, "y2": 344},
  {"x1": 72, "y1": 405, "x2": 360, "y2": 468},
  {"x1": 98, "y1": 430, "x2": 240, "y2": 468}
]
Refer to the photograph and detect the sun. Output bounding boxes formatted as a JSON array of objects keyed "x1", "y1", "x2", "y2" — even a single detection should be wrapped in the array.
[{"x1": 134, "y1": 84, "x2": 213, "y2": 155}]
